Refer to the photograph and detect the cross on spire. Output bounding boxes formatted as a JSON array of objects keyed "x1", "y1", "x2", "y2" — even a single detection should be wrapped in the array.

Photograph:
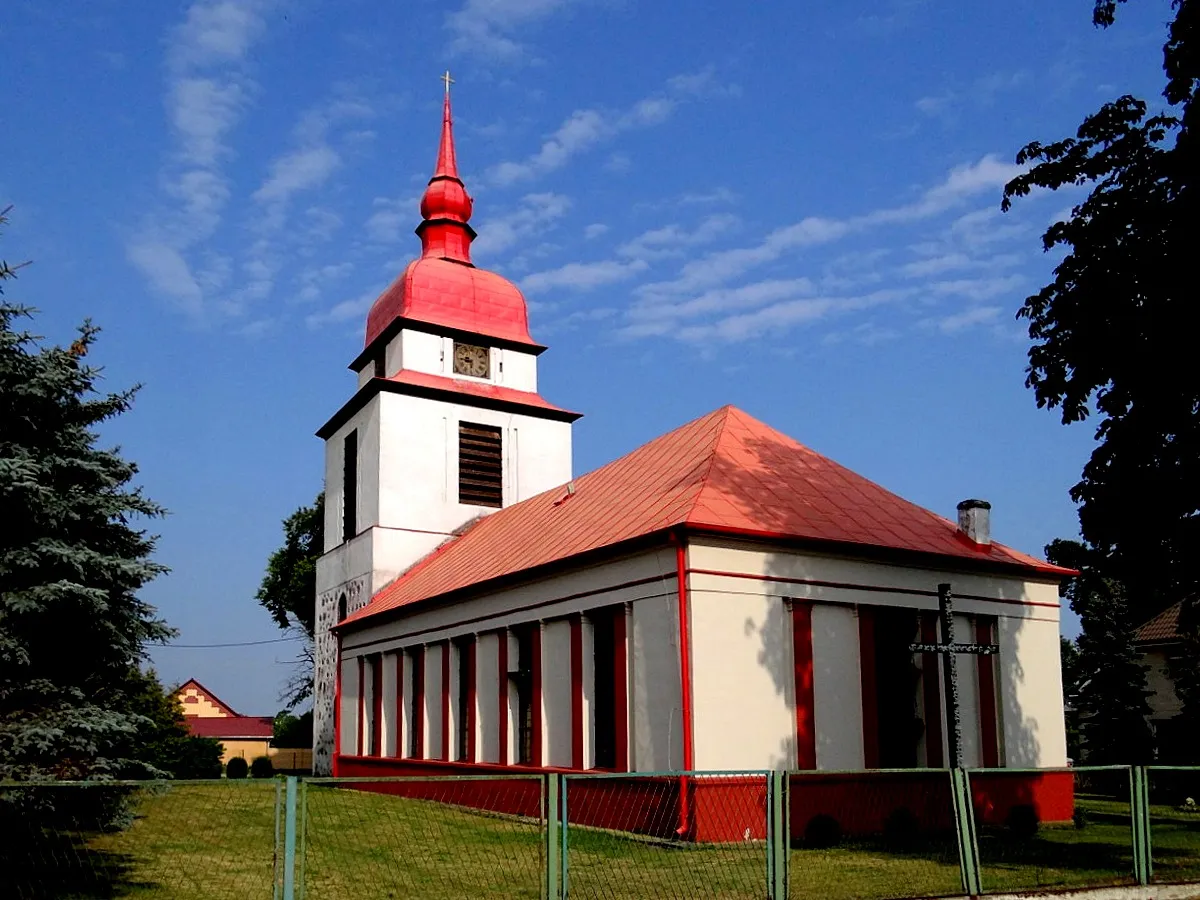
[{"x1": 441, "y1": 69, "x2": 454, "y2": 96}]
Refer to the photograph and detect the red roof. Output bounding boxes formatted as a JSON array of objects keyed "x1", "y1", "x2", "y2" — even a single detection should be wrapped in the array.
[
  {"x1": 365, "y1": 258, "x2": 538, "y2": 350},
  {"x1": 185, "y1": 716, "x2": 275, "y2": 741},
  {"x1": 345, "y1": 406, "x2": 1069, "y2": 625},
  {"x1": 363, "y1": 88, "x2": 538, "y2": 351},
  {"x1": 1135, "y1": 601, "x2": 1183, "y2": 643},
  {"x1": 384, "y1": 369, "x2": 579, "y2": 418}
]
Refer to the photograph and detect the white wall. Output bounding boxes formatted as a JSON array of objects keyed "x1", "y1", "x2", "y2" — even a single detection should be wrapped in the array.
[
  {"x1": 581, "y1": 617, "x2": 596, "y2": 770},
  {"x1": 1143, "y1": 649, "x2": 1183, "y2": 720},
  {"x1": 424, "y1": 644, "x2": 444, "y2": 760},
  {"x1": 382, "y1": 652, "x2": 398, "y2": 757},
  {"x1": 339, "y1": 656, "x2": 359, "y2": 756},
  {"x1": 999, "y1": 614, "x2": 1069, "y2": 767},
  {"x1": 690, "y1": 589, "x2": 795, "y2": 770},
  {"x1": 952, "y1": 613, "x2": 984, "y2": 768},
  {"x1": 811, "y1": 604, "x2": 865, "y2": 770},
  {"x1": 476, "y1": 632, "x2": 501, "y2": 763},
  {"x1": 631, "y1": 593, "x2": 683, "y2": 772},
  {"x1": 542, "y1": 620, "x2": 573, "y2": 767}
]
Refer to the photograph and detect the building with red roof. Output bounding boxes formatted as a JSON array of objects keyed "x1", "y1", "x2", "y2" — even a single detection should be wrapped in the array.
[
  {"x1": 175, "y1": 679, "x2": 274, "y2": 764},
  {"x1": 310, "y1": 83, "x2": 1073, "y2": 834},
  {"x1": 1134, "y1": 601, "x2": 1190, "y2": 761}
]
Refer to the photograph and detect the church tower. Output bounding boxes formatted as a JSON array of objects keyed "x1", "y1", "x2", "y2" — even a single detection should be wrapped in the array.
[{"x1": 311, "y1": 84, "x2": 579, "y2": 774}]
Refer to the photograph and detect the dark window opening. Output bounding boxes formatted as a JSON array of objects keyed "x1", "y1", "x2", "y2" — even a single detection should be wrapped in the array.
[
  {"x1": 407, "y1": 647, "x2": 425, "y2": 758},
  {"x1": 875, "y1": 608, "x2": 922, "y2": 768},
  {"x1": 342, "y1": 430, "x2": 358, "y2": 541},
  {"x1": 454, "y1": 637, "x2": 473, "y2": 762},
  {"x1": 367, "y1": 654, "x2": 383, "y2": 757},
  {"x1": 458, "y1": 422, "x2": 502, "y2": 507},
  {"x1": 592, "y1": 610, "x2": 618, "y2": 769},
  {"x1": 373, "y1": 355, "x2": 385, "y2": 378},
  {"x1": 336, "y1": 593, "x2": 347, "y2": 625},
  {"x1": 511, "y1": 626, "x2": 535, "y2": 765}
]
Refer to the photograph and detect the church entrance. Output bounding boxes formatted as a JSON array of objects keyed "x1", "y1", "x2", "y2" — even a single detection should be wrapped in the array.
[{"x1": 867, "y1": 608, "x2": 925, "y2": 768}]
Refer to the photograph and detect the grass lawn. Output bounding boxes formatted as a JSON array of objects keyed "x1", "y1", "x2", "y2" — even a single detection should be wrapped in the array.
[{"x1": 2, "y1": 782, "x2": 1198, "y2": 899}]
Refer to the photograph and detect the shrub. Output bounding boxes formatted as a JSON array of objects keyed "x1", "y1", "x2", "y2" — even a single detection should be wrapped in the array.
[
  {"x1": 883, "y1": 806, "x2": 920, "y2": 848},
  {"x1": 1006, "y1": 803, "x2": 1039, "y2": 839},
  {"x1": 804, "y1": 813, "x2": 842, "y2": 848},
  {"x1": 250, "y1": 756, "x2": 274, "y2": 778},
  {"x1": 1073, "y1": 806, "x2": 1090, "y2": 829},
  {"x1": 225, "y1": 757, "x2": 248, "y2": 780}
]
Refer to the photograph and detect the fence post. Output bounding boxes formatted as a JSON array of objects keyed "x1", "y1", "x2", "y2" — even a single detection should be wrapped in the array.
[
  {"x1": 1130, "y1": 766, "x2": 1152, "y2": 885},
  {"x1": 560, "y1": 775, "x2": 570, "y2": 900},
  {"x1": 545, "y1": 773, "x2": 562, "y2": 900},
  {"x1": 950, "y1": 768, "x2": 983, "y2": 897},
  {"x1": 273, "y1": 778, "x2": 283, "y2": 900},
  {"x1": 297, "y1": 779, "x2": 308, "y2": 900},
  {"x1": 282, "y1": 776, "x2": 298, "y2": 900},
  {"x1": 766, "y1": 771, "x2": 788, "y2": 900}
]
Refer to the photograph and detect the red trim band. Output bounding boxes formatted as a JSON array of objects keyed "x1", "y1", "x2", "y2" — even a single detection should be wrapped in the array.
[{"x1": 687, "y1": 567, "x2": 1060, "y2": 609}]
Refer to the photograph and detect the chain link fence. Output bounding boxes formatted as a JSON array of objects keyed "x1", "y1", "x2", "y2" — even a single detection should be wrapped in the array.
[
  {"x1": 0, "y1": 779, "x2": 280, "y2": 900},
  {"x1": 562, "y1": 771, "x2": 770, "y2": 900},
  {"x1": 4, "y1": 766, "x2": 1198, "y2": 899},
  {"x1": 966, "y1": 766, "x2": 1135, "y2": 894},
  {"x1": 788, "y1": 769, "x2": 963, "y2": 900},
  {"x1": 1147, "y1": 766, "x2": 1200, "y2": 885},
  {"x1": 301, "y1": 775, "x2": 545, "y2": 899}
]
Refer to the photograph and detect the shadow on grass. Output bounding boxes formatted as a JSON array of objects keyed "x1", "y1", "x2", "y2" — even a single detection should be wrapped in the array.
[{"x1": 0, "y1": 832, "x2": 151, "y2": 900}]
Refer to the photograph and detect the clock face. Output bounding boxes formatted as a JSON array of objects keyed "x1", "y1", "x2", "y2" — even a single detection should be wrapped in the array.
[{"x1": 452, "y1": 342, "x2": 490, "y2": 378}]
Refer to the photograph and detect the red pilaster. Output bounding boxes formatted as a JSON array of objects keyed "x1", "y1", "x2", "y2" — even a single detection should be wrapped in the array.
[
  {"x1": 858, "y1": 607, "x2": 880, "y2": 769},
  {"x1": 411, "y1": 646, "x2": 425, "y2": 759},
  {"x1": 466, "y1": 636, "x2": 477, "y2": 763},
  {"x1": 614, "y1": 606, "x2": 629, "y2": 772},
  {"x1": 531, "y1": 624, "x2": 543, "y2": 766},
  {"x1": 675, "y1": 536, "x2": 695, "y2": 839},
  {"x1": 497, "y1": 629, "x2": 509, "y2": 765},
  {"x1": 570, "y1": 614, "x2": 584, "y2": 770},
  {"x1": 976, "y1": 617, "x2": 1000, "y2": 768},
  {"x1": 441, "y1": 642, "x2": 451, "y2": 762},
  {"x1": 791, "y1": 600, "x2": 817, "y2": 770},
  {"x1": 920, "y1": 613, "x2": 945, "y2": 768}
]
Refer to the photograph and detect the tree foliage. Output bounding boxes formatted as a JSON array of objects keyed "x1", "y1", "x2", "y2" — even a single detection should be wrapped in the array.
[
  {"x1": 1, "y1": 212, "x2": 177, "y2": 784},
  {"x1": 255, "y1": 494, "x2": 323, "y2": 708},
  {"x1": 1002, "y1": 0, "x2": 1197, "y2": 613},
  {"x1": 1048, "y1": 540, "x2": 1154, "y2": 764}
]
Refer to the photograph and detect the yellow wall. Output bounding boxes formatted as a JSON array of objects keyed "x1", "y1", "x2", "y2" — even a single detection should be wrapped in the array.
[
  {"x1": 219, "y1": 740, "x2": 271, "y2": 763},
  {"x1": 178, "y1": 685, "x2": 231, "y2": 718}
]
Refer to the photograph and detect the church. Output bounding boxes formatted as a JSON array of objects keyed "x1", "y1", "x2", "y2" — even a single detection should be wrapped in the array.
[{"x1": 310, "y1": 87, "x2": 1072, "y2": 826}]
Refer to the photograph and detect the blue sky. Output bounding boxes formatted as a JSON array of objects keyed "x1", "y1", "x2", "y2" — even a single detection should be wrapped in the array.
[{"x1": 2, "y1": 0, "x2": 1175, "y2": 714}]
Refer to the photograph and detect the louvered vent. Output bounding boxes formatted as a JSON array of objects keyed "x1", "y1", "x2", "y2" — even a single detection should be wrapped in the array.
[{"x1": 458, "y1": 422, "x2": 503, "y2": 507}]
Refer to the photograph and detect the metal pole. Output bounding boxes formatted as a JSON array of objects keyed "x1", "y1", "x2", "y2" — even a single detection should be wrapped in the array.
[
  {"x1": 282, "y1": 776, "x2": 298, "y2": 900},
  {"x1": 939, "y1": 583, "x2": 963, "y2": 771},
  {"x1": 273, "y1": 778, "x2": 282, "y2": 900}
]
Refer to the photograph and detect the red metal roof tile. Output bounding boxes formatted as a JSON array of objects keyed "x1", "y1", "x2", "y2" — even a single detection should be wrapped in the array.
[
  {"x1": 1135, "y1": 601, "x2": 1182, "y2": 643},
  {"x1": 345, "y1": 406, "x2": 1070, "y2": 626},
  {"x1": 185, "y1": 716, "x2": 275, "y2": 741}
]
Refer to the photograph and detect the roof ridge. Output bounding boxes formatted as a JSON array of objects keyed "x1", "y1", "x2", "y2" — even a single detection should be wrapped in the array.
[{"x1": 682, "y1": 405, "x2": 738, "y2": 525}]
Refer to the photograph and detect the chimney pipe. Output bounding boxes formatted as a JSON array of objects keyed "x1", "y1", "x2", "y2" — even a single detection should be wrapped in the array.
[{"x1": 957, "y1": 499, "x2": 991, "y2": 546}]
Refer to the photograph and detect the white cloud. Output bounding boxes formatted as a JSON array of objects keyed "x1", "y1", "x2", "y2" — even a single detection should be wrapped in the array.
[
  {"x1": 170, "y1": 77, "x2": 247, "y2": 165},
  {"x1": 306, "y1": 287, "x2": 382, "y2": 329},
  {"x1": 472, "y1": 192, "x2": 572, "y2": 258},
  {"x1": 924, "y1": 305, "x2": 1003, "y2": 333},
  {"x1": 667, "y1": 67, "x2": 742, "y2": 99},
  {"x1": 255, "y1": 146, "x2": 340, "y2": 204},
  {"x1": 169, "y1": 0, "x2": 265, "y2": 71},
  {"x1": 445, "y1": 0, "x2": 575, "y2": 59},
  {"x1": 127, "y1": 241, "x2": 204, "y2": 315},
  {"x1": 625, "y1": 277, "x2": 815, "y2": 337},
  {"x1": 584, "y1": 223, "x2": 609, "y2": 240},
  {"x1": 521, "y1": 259, "x2": 649, "y2": 293},
  {"x1": 617, "y1": 214, "x2": 739, "y2": 262}
]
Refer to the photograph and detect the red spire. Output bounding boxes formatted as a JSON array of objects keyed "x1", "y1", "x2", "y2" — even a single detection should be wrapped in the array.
[
  {"x1": 417, "y1": 74, "x2": 475, "y2": 264},
  {"x1": 433, "y1": 92, "x2": 458, "y2": 179}
]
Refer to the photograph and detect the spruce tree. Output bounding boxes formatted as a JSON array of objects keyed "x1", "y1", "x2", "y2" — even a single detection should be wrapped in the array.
[
  {"x1": 1, "y1": 213, "x2": 172, "y2": 782},
  {"x1": 1048, "y1": 540, "x2": 1155, "y2": 764}
]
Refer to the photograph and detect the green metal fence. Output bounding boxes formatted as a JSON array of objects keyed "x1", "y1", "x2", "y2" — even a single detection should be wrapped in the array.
[{"x1": 3, "y1": 766, "x2": 1199, "y2": 898}]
